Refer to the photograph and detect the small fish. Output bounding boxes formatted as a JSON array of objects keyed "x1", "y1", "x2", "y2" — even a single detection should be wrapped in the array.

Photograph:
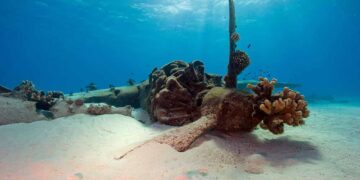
[
  {"x1": 86, "y1": 82, "x2": 97, "y2": 91},
  {"x1": 247, "y1": 44, "x2": 251, "y2": 48},
  {"x1": 237, "y1": 80, "x2": 301, "y2": 90},
  {"x1": 127, "y1": 79, "x2": 136, "y2": 86}
]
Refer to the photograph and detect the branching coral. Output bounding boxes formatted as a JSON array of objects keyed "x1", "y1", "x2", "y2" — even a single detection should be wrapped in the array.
[
  {"x1": 11, "y1": 80, "x2": 64, "y2": 110},
  {"x1": 12, "y1": 80, "x2": 37, "y2": 100},
  {"x1": 248, "y1": 77, "x2": 310, "y2": 134}
]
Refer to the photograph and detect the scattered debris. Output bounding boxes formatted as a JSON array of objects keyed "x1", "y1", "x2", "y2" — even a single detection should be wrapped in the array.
[{"x1": 0, "y1": 85, "x2": 12, "y2": 94}]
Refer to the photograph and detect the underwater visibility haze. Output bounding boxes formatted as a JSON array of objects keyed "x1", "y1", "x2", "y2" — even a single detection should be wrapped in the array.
[
  {"x1": 1, "y1": 0, "x2": 360, "y2": 98},
  {"x1": 0, "y1": 0, "x2": 360, "y2": 179}
]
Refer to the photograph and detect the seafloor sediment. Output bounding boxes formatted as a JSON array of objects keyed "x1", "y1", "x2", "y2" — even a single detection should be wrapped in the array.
[{"x1": 0, "y1": 98, "x2": 359, "y2": 179}]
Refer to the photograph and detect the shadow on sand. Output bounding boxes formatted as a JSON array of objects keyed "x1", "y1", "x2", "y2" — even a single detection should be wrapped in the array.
[{"x1": 194, "y1": 131, "x2": 322, "y2": 168}]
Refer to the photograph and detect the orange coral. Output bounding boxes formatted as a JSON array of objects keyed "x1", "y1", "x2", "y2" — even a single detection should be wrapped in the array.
[{"x1": 249, "y1": 77, "x2": 310, "y2": 134}]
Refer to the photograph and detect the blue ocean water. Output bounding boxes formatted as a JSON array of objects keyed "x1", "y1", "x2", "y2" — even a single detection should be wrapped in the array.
[{"x1": 0, "y1": 0, "x2": 359, "y2": 100}]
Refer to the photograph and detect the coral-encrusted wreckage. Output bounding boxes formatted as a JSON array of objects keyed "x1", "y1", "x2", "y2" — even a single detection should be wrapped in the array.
[
  {"x1": 147, "y1": 62, "x2": 309, "y2": 152},
  {"x1": 0, "y1": 0, "x2": 310, "y2": 152},
  {"x1": 10, "y1": 80, "x2": 65, "y2": 111},
  {"x1": 0, "y1": 80, "x2": 133, "y2": 125},
  {"x1": 144, "y1": 0, "x2": 310, "y2": 152}
]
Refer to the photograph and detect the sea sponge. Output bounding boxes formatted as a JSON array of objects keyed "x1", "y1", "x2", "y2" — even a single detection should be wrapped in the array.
[
  {"x1": 87, "y1": 104, "x2": 112, "y2": 115},
  {"x1": 225, "y1": 50, "x2": 250, "y2": 88},
  {"x1": 148, "y1": 61, "x2": 221, "y2": 126}
]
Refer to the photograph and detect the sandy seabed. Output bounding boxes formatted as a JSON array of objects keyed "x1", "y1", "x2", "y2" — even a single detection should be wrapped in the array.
[{"x1": 0, "y1": 101, "x2": 359, "y2": 180}]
